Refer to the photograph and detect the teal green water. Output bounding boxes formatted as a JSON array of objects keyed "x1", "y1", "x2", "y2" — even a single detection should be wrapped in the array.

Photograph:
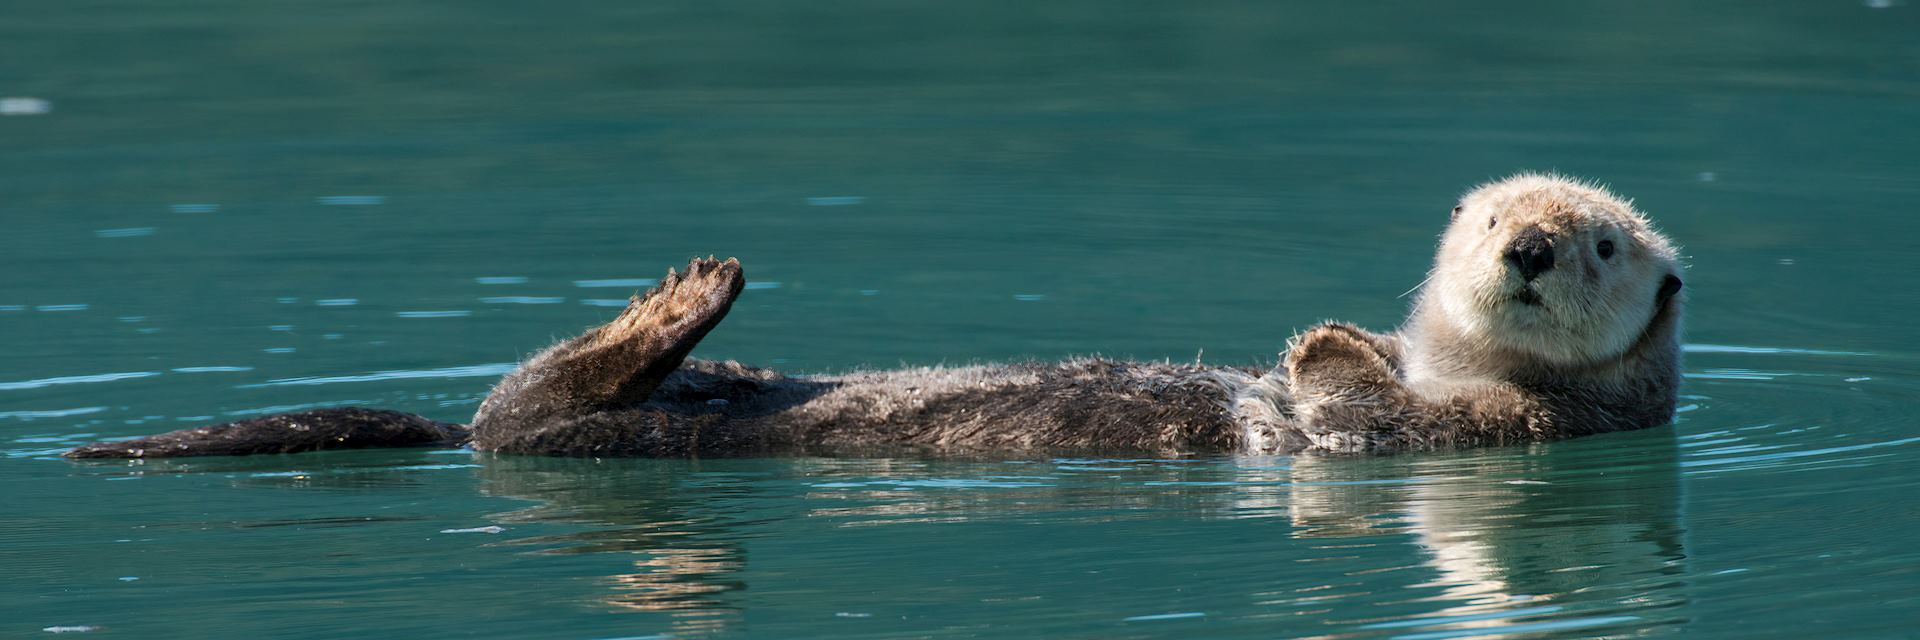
[{"x1": 6, "y1": 1, "x2": 1920, "y2": 637}]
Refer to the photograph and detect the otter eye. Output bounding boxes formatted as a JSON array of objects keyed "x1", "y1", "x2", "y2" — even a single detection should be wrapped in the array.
[
  {"x1": 1487, "y1": 216, "x2": 1497, "y2": 230},
  {"x1": 1597, "y1": 239, "x2": 1615, "y2": 260}
]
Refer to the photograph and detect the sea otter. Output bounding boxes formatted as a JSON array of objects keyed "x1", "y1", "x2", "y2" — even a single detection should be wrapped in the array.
[{"x1": 67, "y1": 173, "x2": 1685, "y2": 459}]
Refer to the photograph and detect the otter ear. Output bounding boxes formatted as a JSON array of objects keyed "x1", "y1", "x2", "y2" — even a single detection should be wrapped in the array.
[
  {"x1": 1451, "y1": 205, "x2": 1463, "y2": 220},
  {"x1": 1657, "y1": 274, "x2": 1683, "y2": 308}
]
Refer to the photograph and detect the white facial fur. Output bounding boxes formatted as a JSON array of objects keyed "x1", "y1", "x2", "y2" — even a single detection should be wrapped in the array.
[{"x1": 1427, "y1": 174, "x2": 1682, "y2": 367}]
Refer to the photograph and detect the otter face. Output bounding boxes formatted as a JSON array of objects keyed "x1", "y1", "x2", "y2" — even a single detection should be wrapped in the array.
[{"x1": 1428, "y1": 174, "x2": 1682, "y2": 366}]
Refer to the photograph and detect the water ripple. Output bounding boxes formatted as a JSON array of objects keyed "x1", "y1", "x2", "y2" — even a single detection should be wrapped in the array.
[
  {"x1": 0, "y1": 371, "x2": 160, "y2": 391},
  {"x1": 812, "y1": 478, "x2": 1053, "y2": 489},
  {"x1": 0, "y1": 407, "x2": 105, "y2": 420},
  {"x1": 1684, "y1": 343, "x2": 1867, "y2": 356},
  {"x1": 1388, "y1": 615, "x2": 1643, "y2": 640},
  {"x1": 1363, "y1": 605, "x2": 1564, "y2": 630},
  {"x1": 240, "y1": 363, "x2": 516, "y2": 388},
  {"x1": 1681, "y1": 436, "x2": 1920, "y2": 474},
  {"x1": 573, "y1": 279, "x2": 656, "y2": 289},
  {"x1": 479, "y1": 296, "x2": 564, "y2": 305},
  {"x1": 317, "y1": 195, "x2": 385, "y2": 206},
  {"x1": 221, "y1": 400, "x2": 375, "y2": 416}
]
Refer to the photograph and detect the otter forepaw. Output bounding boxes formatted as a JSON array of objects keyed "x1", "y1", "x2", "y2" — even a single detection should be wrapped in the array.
[
  {"x1": 1285, "y1": 325, "x2": 1407, "y2": 436},
  {"x1": 1285, "y1": 323, "x2": 1397, "y2": 390}
]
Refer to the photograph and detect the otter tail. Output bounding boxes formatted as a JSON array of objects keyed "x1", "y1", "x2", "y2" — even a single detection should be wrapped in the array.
[
  {"x1": 67, "y1": 256, "x2": 747, "y2": 460},
  {"x1": 64, "y1": 407, "x2": 469, "y2": 459}
]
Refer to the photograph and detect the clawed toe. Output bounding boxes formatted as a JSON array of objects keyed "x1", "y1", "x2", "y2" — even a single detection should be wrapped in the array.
[{"x1": 600, "y1": 257, "x2": 744, "y2": 347}]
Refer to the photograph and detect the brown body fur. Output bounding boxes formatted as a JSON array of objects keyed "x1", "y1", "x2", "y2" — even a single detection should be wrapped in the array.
[{"x1": 68, "y1": 174, "x2": 1685, "y2": 460}]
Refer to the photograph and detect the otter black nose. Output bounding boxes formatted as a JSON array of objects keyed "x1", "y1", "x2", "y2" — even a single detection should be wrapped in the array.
[{"x1": 1504, "y1": 228, "x2": 1555, "y2": 281}]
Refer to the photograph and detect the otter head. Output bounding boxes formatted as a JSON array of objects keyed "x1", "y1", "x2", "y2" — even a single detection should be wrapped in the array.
[{"x1": 1425, "y1": 174, "x2": 1684, "y2": 367}]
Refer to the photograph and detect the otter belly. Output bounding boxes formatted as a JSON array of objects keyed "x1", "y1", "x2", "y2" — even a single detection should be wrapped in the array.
[{"x1": 645, "y1": 359, "x2": 1251, "y2": 456}]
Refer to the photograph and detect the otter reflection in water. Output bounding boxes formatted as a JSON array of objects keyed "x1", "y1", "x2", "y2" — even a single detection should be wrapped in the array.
[
  {"x1": 431, "y1": 429, "x2": 1684, "y2": 636},
  {"x1": 1282, "y1": 429, "x2": 1688, "y2": 636},
  {"x1": 471, "y1": 456, "x2": 751, "y2": 637}
]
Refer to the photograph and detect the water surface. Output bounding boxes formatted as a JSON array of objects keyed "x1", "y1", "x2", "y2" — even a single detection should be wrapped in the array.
[{"x1": 5, "y1": 1, "x2": 1919, "y2": 637}]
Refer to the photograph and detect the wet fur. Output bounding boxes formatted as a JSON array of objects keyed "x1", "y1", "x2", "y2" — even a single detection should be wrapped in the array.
[
  {"x1": 66, "y1": 408, "x2": 466, "y2": 458},
  {"x1": 475, "y1": 359, "x2": 1249, "y2": 457},
  {"x1": 69, "y1": 173, "x2": 1685, "y2": 459}
]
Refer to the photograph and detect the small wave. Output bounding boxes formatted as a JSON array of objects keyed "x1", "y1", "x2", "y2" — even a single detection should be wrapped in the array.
[
  {"x1": 1386, "y1": 615, "x2": 1642, "y2": 640},
  {"x1": 221, "y1": 400, "x2": 375, "y2": 416},
  {"x1": 806, "y1": 196, "x2": 866, "y2": 206},
  {"x1": 1685, "y1": 369, "x2": 1803, "y2": 381},
  {"x1": 479, "y1": 296, "x2": 564, "y2": 305},
  {"x1": 317, "y1": 195, "x2": 384, "y2": 206},
  {"x1": 1682, "y1": 436, "x2": 1920, "y2": 475},
  {"x1": 41, "y1": 625, "x2": 100, "y2": 634},
  {"x1": 0, "y1": 371, "x2": 160, "y2": 391},
  {"x1": 1364, "y1": 605, "x2": 1564, "y2": 630},
  {"x1": 1142, "y1": 477, "x2": 1420, "y2": 487},
  {"x1": 441, "y1": 526, "x2": 505, "y2": 534},
  {"x1": 0, "y1": 407, "x2": 105, "y2": 420},
  {"x1": 574, "y1": 278, "x2": 656, "y2": 288},
  {"x1": 14, "y1": 432, "x2": 97, "y2": 444},
  {"x1": 241, "y1": 363, "x2": 516, "y2": 388},
  {"x1": 0, "y1": 96, "x2": 51, "y2": 115},
  {"x1": 171, "y1": 366, "x2": 254, "y2": 373},
  {"x1": 1684, "y1": 344, "x2": 1867, "y2": 356},
  {"x1": 813, "y1": 478, "x2": 1053, "y2": 489}
]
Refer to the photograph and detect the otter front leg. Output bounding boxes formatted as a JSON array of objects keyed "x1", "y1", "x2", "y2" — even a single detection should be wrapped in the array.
[
  {"x1": 1284, "y1": 323, "x2": 1549, "y2": 451},
  {"x1": 1285, "y1": 323, "x2": 1401, "y2": 389},
  {"x1": 1297, "y1": 322, "x2": 1404, "y2": 369},
  {"x1": 1284, "y1": 323, "x2": 1417, "y2": 451},
  {"x1": 470, "y1": 257, "x2": 745, "y2": 453}
]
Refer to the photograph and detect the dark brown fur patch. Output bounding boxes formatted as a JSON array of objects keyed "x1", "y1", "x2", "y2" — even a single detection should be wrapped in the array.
[{"x1": 64, "y1": 408, "x2": 468, "y2": 459}]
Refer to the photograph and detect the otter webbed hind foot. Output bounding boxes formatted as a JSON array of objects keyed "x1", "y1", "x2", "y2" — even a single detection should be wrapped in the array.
[
  {"x1": 470, "y1": 257, "x2": 746, "y2": 453},
  {"x1": 65, "y1": 407, "x2": 469, "y2": 459},
  {"x1": 585, "y1": 256, "x2": 746, "y2": 407},
  {"x1": 64, "y1": 257, "x2": 746, "y2": 461}
]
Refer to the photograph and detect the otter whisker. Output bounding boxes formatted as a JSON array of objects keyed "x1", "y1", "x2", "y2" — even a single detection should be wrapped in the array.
[{"x1": 1398, "y1": 270, "x2": 1435, "y2": 299}]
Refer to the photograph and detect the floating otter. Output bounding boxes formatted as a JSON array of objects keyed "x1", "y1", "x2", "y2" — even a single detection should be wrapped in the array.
[{"x1": 67, "y1": 174, "x2": 1685, "y2": 460}]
